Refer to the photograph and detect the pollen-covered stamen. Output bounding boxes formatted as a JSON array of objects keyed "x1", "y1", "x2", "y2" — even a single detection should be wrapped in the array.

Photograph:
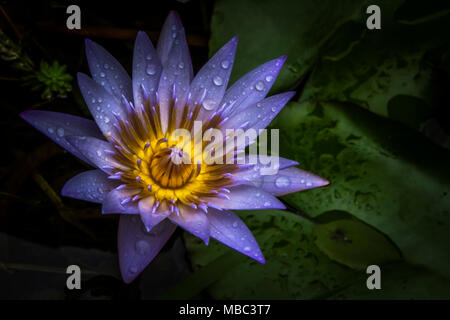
[{"x1": 150, "y1": 146, "x2": 195, "y2": 188}]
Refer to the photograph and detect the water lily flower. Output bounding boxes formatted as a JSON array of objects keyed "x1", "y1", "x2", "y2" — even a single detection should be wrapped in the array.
[{"x1": 20, "y1": 11, "x2": 329, "y2": 283}]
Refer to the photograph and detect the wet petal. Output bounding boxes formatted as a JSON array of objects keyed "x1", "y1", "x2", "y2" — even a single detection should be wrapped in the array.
[
  {"x1": 221, "y1": 91, "x2": 295, "y2": 130},
  {"x1": 208, "y1": 209, "x2": 265, "y2": 264},
  {"x1": 138, "y1": 196, "x2": 170, "y2": 231},
  {"x1": 102, "y1": 188, "x2": 140, "y2": 214},
  {"x1": 156, "y1": 11, "x2": 186, "y2": 67},
  {"x1": 61, "y1": 169, "x2": 119, "y2": 203},
  {"x1": 232, "y1": 155, "x2": 299, "y2": 183},
  {"x1": 190, "y1": 36, "x2": 238, "y2": 117},
  {"x1": 85, "y1": 39, "x2": 132, "y2": 102},
  {"x1": 157, "y1": 20, "x2": 192, "y2": 133},
  {"x1": 118, "y1": 216, "x2": 176, "y2": 283},
  {"x1": 250, "y1": 166, "x2": 330, "y2": 196},
  {"x1": 132, "y1": 31, "x2": 162, "y2": 109},
  {"x1": 206, "y1": 185, "x2": 285, "y2": 210},
  {"x1": 65, "y1": 136, "x2": 130, "y2": 172},
  {"x1": 221, "y1": 56, "x2": 286, "y2": 117},
  {"x1": 169, "y1": 205, "x2": 210, "y2": 245},
  {"x1": 77, "y1": 72, "x2": 127, "y2": 137},
  {"x1": 20, "y1": 110, "x2": 103, "y2": 166}
]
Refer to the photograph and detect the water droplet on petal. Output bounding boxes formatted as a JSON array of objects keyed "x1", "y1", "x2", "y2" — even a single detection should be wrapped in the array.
[
  {"x1": 202, "y1": 99, "x2": 217, "y2": 110},
  {"x1": 48, "y1": 127, "x2": 54, "y2": 134},
  {"x1": 146, "y1": 64, "x2": 156, "y2": 75},
  {"x1": 275, "y1": 176, "x2": 290, "y2": 188},
  {"x1": 256, "y1": 102, "x2": 262, "y2": 108},
  {"x1": 99, "y1": 72, "x2": 106, "y2": 78},
  {"x1": 265, "y1": 75, "x2": 273, "y2": 82},
  {"x1": 103, "y1": 63, "x2": 109, "y2": 69},
  {"x1": 232, "y1": 222, "x2": 238, "y2": 228},
  {"x1": 98, "y1": 97, "x2": 103, "y2": 103},
  {"x1": 145, "y1": 54, "x2": 152, "y2": 61},
  {"x1": 221, "y1": 60, "x2": 230, "y2": 69},
  {"x1": 306, "y1": 182, "x2": 312, "y2": 187},
  {"x1": 129, "y1": 265, "x2": 138, "y2": 274},
  {"x1": 213, "y1": 76, "x2": 223, "y2": 86},
  {"x1": 96, "y1": 150, "x2": 102, "y2": 157},
  {"x1": 135, "y1": 240, "x2": 150, "y2": 255},
  {"x1": 255, "y1": 81, "x2": 265, "y2": 91},
  {"x1": 104, "y1": 117, "x2": 110, "y2": 124},
  {"x1": 178, "y1": 62, "x2": 184, "y2": 69},
  {"x1": 264, "y1": 201, "x2": 270, "y2": 207},
  {"x1": 57, "y1": 128, "x2": 64, "y2": 137},
  {"x1": 243, "y1": 246, "x2": 251, "y2": 252}
]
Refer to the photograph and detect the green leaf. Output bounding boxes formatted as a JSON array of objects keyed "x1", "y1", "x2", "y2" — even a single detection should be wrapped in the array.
[
  {"x1": 272, "y1": 101, "x2": 450, "y2": 279},
  {"x1": 210, "y1": 0, "x2": 380, "y2": 93},
  {"x1": 314, "y1": 218, "x2": 402, "y2": 270}
]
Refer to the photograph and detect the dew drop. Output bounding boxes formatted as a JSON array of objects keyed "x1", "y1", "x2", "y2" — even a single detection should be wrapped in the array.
[
  {"x1": 256, "y1": 102, "x2": 262, "y2": 108},
  {"x1": 271, "y1": 107, "x2": 277, "y2": 112},
  {"x1": 306, "y1": 182, "x2": 313, "y2": 187},
  {"x1": 103, "y1": 63, "x2": 109, "y2": 69},
  {"x1": 265, "y1": 75, "x2": 273, "y2": 82},
  {"x1": 91, "y1": 98, "x2": 96, "y2": 103},
  {"x1": 146, "y1": 64, "x2": 156, "y2": 76},
  {"x1": 145, "y1": 54, "x2": 152, "y2": 61},
  {"x1": 232, "y1": 222, "x2": 238, "y2": 228},
  {"x1": 178, "y1": 62, "x2": 184, "y2": 69},
  {"x1": 221, "y1": 60, "x2": 230, "y2": 69},
  {"x1": 57, "y1": 128, "x2": 64, "y2": 137},
  {"x1": 129, "y1": 265, "x2": 138, "y2": 274},
  {"x1": 255, "y1": 80, "x2": 265, "y2": 91},
  {"x1": 264, "y1": 201, "x2": 270, "y2": 207},
  {"x1": 96, "y1": 150, "x2": 102, "y2": 157},
  {"x1": 275, "y1": 176, "x2": 290, "y2": 188},
  {"x1": 99, "y1": 72, "x2": 106, "y2": 78},
  {"x1": 213, "y1": 76, "x2": 223, "y2": 86},
  {"x1": 135, "y1": 240, "x2": 150, "y2": 255},
  {"x1": 98, "y1": 97, "x2": 103, "y2": 103},
  {"x1": 243, "y1": 246, "x2": 251, "y2": 252},
  {"x1": 202, "y1": 99, "x2": 217, "y2": 110},
  {"x1": 47, "y1": 127, "x2": 54, "y2": 134},
  {"x1": 104, "y1": 117, "x2": 110, "y2": 124}
]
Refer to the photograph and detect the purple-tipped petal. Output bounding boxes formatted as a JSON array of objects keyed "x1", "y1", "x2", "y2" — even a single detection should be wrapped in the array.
[
  {"x1": 157, "y1": 20, "x2": 192, "y2": 133},
  {"x1": 77, "y1": 72, "x2": 127, "y2": 137},
  {"x1": 190, "y1": 36, "x2": 238, "y2": 117},
  {"x1": 206, "y1": 185, "x2": 285, "y2": 210},
  {"x1": 65, "y1": 136, "x2": 129, "y2": 172},
  {"x1": 132, "y1": 31, "x2": 162, "y2": 109},
  {"x1": 85, "y1": 39, "x2": 132, "y2": 102},
  {"x1": 208, "y1": 209, "x2": 265, "y2": 264},
  {"x1": 20, "y1": 110, "x2": 104, "y2": 166},
  {"x1": 221, "y1": 56, "x2": 286, "y2": 117},
  {"x1": 118, "y1": 216, "x2": 176, "y2": 283},
  {"x1": 61, "y1": 169, "x2": 119, "y2": 203},
  {"x1": 221, "y1": 91, "x2": 295, "y2": 130},
  {"x1": 102, "y1": 188, "x2": 140, "y2": 214},
  {"x1": 232, "y1": 155, "x2": 299, "y2": 184},
  {"x1": 157, "y1": 11, "x2": 186, "y2": 67},
  {"x1": 138, "y1": 196, "x2": 170, "y2": 231},
  {"x1": 252, "y1": 166, "x2": 330, "y2": 196},
  {"x1": 168, "y1": 205, "x2": 210, "y2": 245}
]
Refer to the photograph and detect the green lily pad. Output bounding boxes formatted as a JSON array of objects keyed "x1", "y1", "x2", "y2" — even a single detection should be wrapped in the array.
[
  {"x1": 210, "y1": 0, "x2": 381, "y2": 93},
  {"x1": 271, "y1": 101, "x2": 450, "y2": 279},
  {"x1": 314, "y1": 218, "x2": 402, "y2": 270}
]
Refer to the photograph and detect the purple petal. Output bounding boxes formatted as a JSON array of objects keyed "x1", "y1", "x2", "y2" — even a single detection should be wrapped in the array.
[
  {"x1": 232, "y1": 155, "x2": 299, "y2": 183},
  {"x1": 221, "y1": 56, "x2": 286, "y2": 117},
  {"x1": 132, "y1": 31, "x2": 162, "y2": 110},
  {"x1": 156, "y1": 11, "x2": 187, "y2": 68},
  {"x1": 65, "y1": 136, "x2": 129, "y2": 172},
  {"x1": 85, "y1": 39, "x2": 132, "y2": 102},
  {"x1": 221, "y1": 91, "x2": 295, "y2": 130},
  {"x1": 206, "y1": 185, "x2": 285, "y2": 210},
  {"x1": 77, "y1": 72, "x2": 127, "y2": 137},
  {"x1": 61, "y1": 169, "x2": 119, "y2": 203},
  {"x1": 252, "y1": 167, "x2": 330, "y2": 196},
  {"x1": 208, "y1": 209, "x2": 265, "y2": 264},
  {"x1": 20, "y1": 110, "x2": 103, "y2": 166},
  {"x1": 138, "y1": 197, "x2": 170, "y2": 231},
  {"x1": 102, "y1": 188, "x2": 140, "y2": 214},
  {"x1": 157, "y1": 19, "x2": 192, "y2": 133},
  {"x1": 190, "y1": 36, "x2": 238, "y2": 117},
  {"x1": 118, "y1": 216, "x2": 176, "y2": 283},
  {"x1": 168, "y1": 205, "x2": 210, "y2": 245}
]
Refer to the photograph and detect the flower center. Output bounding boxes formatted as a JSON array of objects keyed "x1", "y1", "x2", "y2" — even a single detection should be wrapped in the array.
[{"x1": 149, "y1": 146, "x2": 195, "y2": 188}]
